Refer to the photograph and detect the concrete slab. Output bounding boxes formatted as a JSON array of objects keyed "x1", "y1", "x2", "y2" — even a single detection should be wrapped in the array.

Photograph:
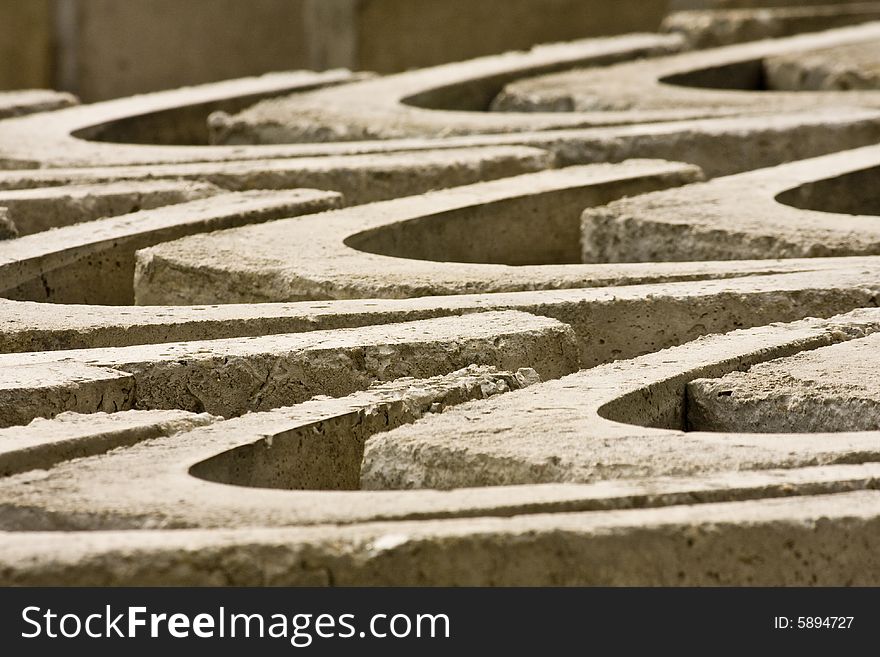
[
  {"x1": 662, "y1": 4, "x2": 880, "y2": 48},
  {"x1": 0, "y1": 90, "x2": 77, "y2": 119},
  {"x1": 3, "y1": 101, "x2": 877, "y2": 177},
  {"x1": 0, "y1": 410, "x2": 219, "y2": 477},
  {"x1": 4, "y1": 269, "x2": 880, "y2": 369},
  {"x1": 0, "y1": 180, "x2": 220, "y2": 235},
  {"x1": 359, "y1": 309, "x2": 880, "y2": 489},
  {"x1": 0, "y1": 147, "x2": 555, "y2": 207},
  {"x1": 207, "y1": 33, "x2": 689, "y2": 145},
  {"x1": 0, "y1": 311, "x2": 579, "y2": 419},
  {"x1": 581, "y1": 143, "x2": 880, "y2": 263},
  {"x1": 689, "y1": 332, "x2": 880, "y2": 432},
  {"x1": 0, "y1": 363, "x2": 134, "y2": 429},
  {"x1": 1, "y1": 490, "x2": 880, "y2": 585},
  {"x1": 0, "y1": 189, "x2": 341, "y2": 305},
  {"x1": 493, "y1": 22, "x2": 880, "y2": 114},
  {"x1": 4, "y1": 25, "x2": 880, "y2": 587},
  {"x1": 766, "y1": 41, "x2": 880, "y2": 90},
  {"x1": 133, "y1": 161, "x2": 787, "y2": 306},
  {"x1": 133, "y1": 160, "x2": 880, "y2": 308},
  {"x1": 2, "y1": 312, "x2": 880, "y2": 537}
]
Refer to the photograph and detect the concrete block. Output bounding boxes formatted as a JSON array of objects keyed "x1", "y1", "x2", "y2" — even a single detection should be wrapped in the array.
[{"x1": 688, "y1": 332, "x2": 880, "y2": 432}]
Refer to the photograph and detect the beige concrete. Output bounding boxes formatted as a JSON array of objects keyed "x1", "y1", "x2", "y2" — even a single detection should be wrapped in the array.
[
  {"x1": 0, "y1": 181, "x2": 220, "y2": 236},
  {"x1": 1, "y1": 268, "x2": 879, "y2": 369},
  {"x1": 360, "y1": 309, "x2": 880, "y2": 489},
  {"x1": 581, "y1": 143, "x2": 880, "y2": 263},
  {"x1": 689, "y1": 332, "x2": 880, "y2": 432},
  {"x1": 135, "y1": 161, "x2": 774, "y2": 306},
  {"x1": 0, "y1": 363, "x2": 134, "y2": 429},
  {"x1": 493, "y1": 22, "x2": 880, "y2": 114},
  {"x1": 0, "y1": 312, "x2": 579, "y2": 420},
  {"x1": 0, "y1": 148, "x2": 554, "y2": 208},
  {"x1": 4, "y1": 23, "x2": 880, "y2": 587},
  {"x1": 133, "y1": 160, "x2": 880, "y2": 307},
  {"x1": 5, "y1": 313, "x2": 880, "y2": 544},
  {"x1": 766, "y1": 41, "x2": 880, "y2": 89},
  {"x1": 0, "y1": 90, "x2": 78, "y2": 120},
  {"x1": 0, "y1": 189, "x2": 341, "y2": 305},
  {"x1": 0, "y1": 410, "x2": 219, "y2": 477},
  {"x1": 208, "y1": 33, "x2": 691, "y2": 145},
  {"x1": 662, "y1": 3, "x2": 880, "y2": 48},
  {"x1": 4, "y1": 491, "x2": 880, "y2": 585},
  {"x1": 2, "y1": 71, "x2": 877, "y2": 174}
]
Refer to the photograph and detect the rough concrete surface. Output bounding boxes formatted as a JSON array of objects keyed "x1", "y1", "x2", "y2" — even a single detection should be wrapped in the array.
[
  {"x1": 766, "y1": 41, "x2": 880, "y2": 90},
  {"x1": 662, "y1": 4, "x2": 880, "y2": 48},
  {"x1": 4, "y1": 10, "x2": 880, "y2": 586},
  {"x1": 581, "y1": 143, "x2": 880, "y2": 263},
  {"x1": 493, "y1": 22, "x2": 880, "y2": 114},
  {"x1": 689, "y1": 332, "x2": 880, "y2": 432}
]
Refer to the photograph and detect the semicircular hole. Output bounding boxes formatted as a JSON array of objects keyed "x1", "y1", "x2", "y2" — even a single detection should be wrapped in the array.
[{"x1": 775, "y1": 166, "x2": 880, "y2": 216}]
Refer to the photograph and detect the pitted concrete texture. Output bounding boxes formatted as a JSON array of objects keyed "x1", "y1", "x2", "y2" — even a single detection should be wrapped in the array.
[
  {"x1": 3, "y1": 311, "x2": 880, "y2": 541},
  {"x1": 0, "y1": 189, "x2": 342, "y2": 305},
  {"x1": 133, "y1": 161, "x2": 729, "y2": 305},
  {"x1": 0, "y1": 410, "x2": 219, "y2": 478},
  {"x1": 5, "y1": 19, "x2": 880, "y2": 586},
  {"x1": 0, "y1": 180, "x2": 221, "y2": 236},
  {"x1": 492, "y1": 22, "x2": 880, "y2": 114},
  {"x1": 0, "y1": 90, "x2": 78, "y2": 120},
  {"x1": 0, "y1": 311, "x2": 579, "y2": 420},
  {"x1": 359, "y1": 310, "x2": 880, "y2": 489},
  {"x1": 581, "y1": 143, "x2": 880, "y2": 263},
  {"x1": 0, "y1": 148, "x2": 553, "y2": 208},
  {"x1": 133, "y1": 160, "x2": 880, "y2": 306},
  {"x1": 5, "y1": 491, "x2": 880, "y2": 585},
  {"x1": 207, "y1": 33, "x2": 692, "y2": 145},
  {"x1": 662, "y1": 4, "x2": 880, "y2": 49},
  {"x1": 0, "y1": 363, "x2": 134, "y2": 429},
  {"x1": 766, "y1": 41, "x2": 880, "y2": 90},
  {"x1": 0, "y1": 367, "x2": 526, "y2": 489},
  {"x1": 689, "y1": 332, "x2": 880, "y2": 432},
  {"x1": 0, "y1": 71, "x2": 364, "y2": 169},
  {"x1": 4, "y1": 268, "x2": 880, "y2": 369}
]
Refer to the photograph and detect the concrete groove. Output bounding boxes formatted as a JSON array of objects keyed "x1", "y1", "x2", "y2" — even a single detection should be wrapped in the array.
[{"x1": 4, "y1": 7, "x2": 880, "y2": 584}]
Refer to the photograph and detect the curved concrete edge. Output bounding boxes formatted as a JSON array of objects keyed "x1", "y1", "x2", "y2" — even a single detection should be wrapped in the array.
[
  {"x1": 661, "y1": 3, "x2": 880, "y2": 49},
  {"x1": 581, "y1": 142, "x2": 880, "y2": 263},
  {"x1": 133, "y1": 160, "x2": 744, "y2": 305},
  {"x1": 4, "y1": 267, "x2": 880, "y2": 368},
  {"x1": 132, "y1": 159, "x2": 880, "y2": 305},
  {"x1": 1, "y1": 105, "x2": 875, "y2": 175},
  {"x1": 0, "y1": 188, "x2": 343, "y2": 305},
  {"x1": 4, "y1": 312, "x2": 880, "y2": 532},
  {"x1": 0, "y1": 180, "x2": 222, "y2": 236},
  {"x1": 0, "y1": 410, "x2": 220, "y2": 478},
  {"x1": 0, "y1": 70, "x2": 360, "y2": 168},
  {"x1": 207, "y1": 32, "x2": 689, "y2": 145},
  {"x1": 359, "y1": 309, "x2": 880, "y2": 489},
  {"x1": 494, "y1": 22, "x2": 880, "y2": 114},
  {"x1": 0, "y1": 310, "x2": 580, "y2": 421}
]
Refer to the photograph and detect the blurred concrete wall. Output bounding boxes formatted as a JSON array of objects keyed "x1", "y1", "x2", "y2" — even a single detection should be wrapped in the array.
[
  {"x1": 2, "y1": 0, "x2": 866, "y2": 101},
  {"x1": 0, "y1": 0, "x2": 52, "y2": 90}
]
